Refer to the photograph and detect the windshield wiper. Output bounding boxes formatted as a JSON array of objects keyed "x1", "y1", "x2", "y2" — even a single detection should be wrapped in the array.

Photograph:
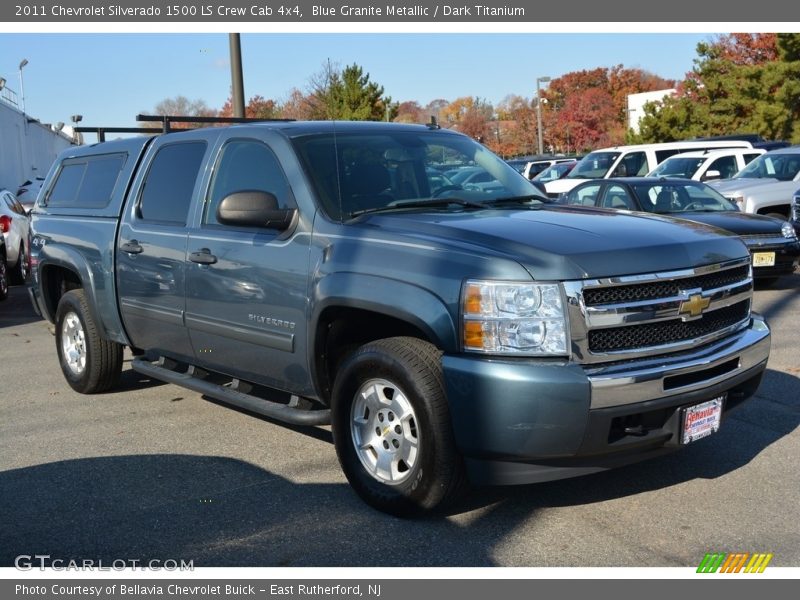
[
  {"x1": 348, "y1": 197, "x2": 490, "y2": 218},
  {"x1": 488, "y1": 194, "x2": 548, "y2": 206}
]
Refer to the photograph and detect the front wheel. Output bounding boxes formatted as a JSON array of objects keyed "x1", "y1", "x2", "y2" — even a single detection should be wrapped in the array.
[
  {"x1": 331, "y1": 337, "x2": 466, "y2": 516},
  {"x1": 55, "y1": 289, "x2": 123, "y2": 394}
]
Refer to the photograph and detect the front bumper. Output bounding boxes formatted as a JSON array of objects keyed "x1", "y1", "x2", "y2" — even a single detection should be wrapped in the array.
[
  {"x1": 745, "y1": 240, "x2": 800, "y2": 277},
  {"x1": 442, "y1": 315, "x2": 771, "y2": 485}
]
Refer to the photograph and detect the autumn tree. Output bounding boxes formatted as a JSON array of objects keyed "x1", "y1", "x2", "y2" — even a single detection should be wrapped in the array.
[
  {"x1": 636, "y1": 33, "x2": 800, "y2": 143},
  {"x1": 140, "y1": 95, "x2": 217, "y2": 129},
  {"x1": 395, "y1": 101, "x2": 425, "y2": 123},
  {"x1": 218, "y1": 94, "x2": 282, "y2": 119},
  {"x1": 494, "y1": 95, "x2": 538, "y2": 156},
  {"x1": 541, "y1": 66, "x2": 674, "y2": 152}
]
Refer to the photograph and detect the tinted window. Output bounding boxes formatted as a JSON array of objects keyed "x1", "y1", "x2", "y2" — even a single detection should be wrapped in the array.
[
  {"x1": 293, "y1": 132, "x2": 540, "y2": 220},
  {"x1": 47, "y1": 163, "x2": 85, "y2": 206},
  {"x1": 632, "y1": 183, "x2": 737, "y2": 213},
  {"x1": 618, "y1": 151, "x2": 648, "y2": 177},
  {"x1": 205, "y1": 140, "x2": 292, "y2": 226},
  {"x1": 568, "y1": 152, "x2": 621, "y2": 179},
  {"x1": 47, "y1": 154, "x2": 126, "y2": 208},
  {"x1": 565, "y1": 183, "x2": 602, "y2": 206},
  {"x1": 602, "y1": 185, "x2": 635, "y2": 209},
  {"x1": 139, "y1": 142, "x2": 206, "y2": 224},
  {"x1": 706, "y1": 156, "x2": 737, "y2": 180}
]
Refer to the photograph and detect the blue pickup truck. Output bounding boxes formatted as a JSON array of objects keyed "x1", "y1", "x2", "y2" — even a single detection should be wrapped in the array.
[{"x1": 27, "y1": 121, "x2": 771, "y2": 515}]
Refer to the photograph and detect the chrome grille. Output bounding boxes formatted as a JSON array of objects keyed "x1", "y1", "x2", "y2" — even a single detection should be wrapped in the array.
[
  {"x1": 564, "y1": 257, "x2": 753, "y2": 364},
  {"x1": 588, "y1": 301, "x2": 750, "y2": 353},
  {"x1": 582, "y1": 265, "x2": 750, "y2": 306}
]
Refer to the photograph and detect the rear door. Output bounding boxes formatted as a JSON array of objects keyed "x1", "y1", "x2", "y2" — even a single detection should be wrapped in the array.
[
  {"x1": 117, "y1": 133, "x2": 215, "y2": 360},
  {"x1": 184, "y1": 132, "x2": 312, "y2": 393}
]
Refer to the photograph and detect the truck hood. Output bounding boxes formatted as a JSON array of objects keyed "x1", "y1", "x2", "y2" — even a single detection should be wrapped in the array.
[
  {"x1": 710, "y1": 177, "x2": 784, "y2": 195},
  {"x1": 364, "y1": 206, "x2": 748, "y2": 280}
]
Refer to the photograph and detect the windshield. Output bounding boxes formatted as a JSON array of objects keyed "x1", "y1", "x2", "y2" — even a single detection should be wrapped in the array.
[
  {"x1": 292, "y1": 130, "x2": 543, "y2": 220},
  {"x1": 534, "y1": 162, "x2": 575, "y2": 181},
  {"x1": 631, "y1": 182, "x2": 738, "y2": 213},
  {"x1": 733, "y1": 152, "x2": 800, "y2": 181},
  {"x1": 649, "y1": 157, "x2": 706, "y2": 179},
  {"x1": 566, "y1": 151, "x2": 621, "y2": 179}
]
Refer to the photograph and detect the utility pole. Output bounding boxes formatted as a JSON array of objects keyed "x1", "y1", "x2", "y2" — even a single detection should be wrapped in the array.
[{"x1": 229, "y1": 34, "x2": 245, "y2": 118}]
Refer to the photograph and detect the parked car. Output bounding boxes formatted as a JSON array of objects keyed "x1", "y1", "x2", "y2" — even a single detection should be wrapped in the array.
[
  {"x1": 0, "y1": 189, "x2": 31, "y2": 283},
  {"x1": 16, "y1": 177, "x2": 45, "y2": 212},
  {"x1": 560, "y1": 177, "x2": 800, "y2": 283},
  {"x1": 545, "y1": 140, "x2": 755, "y2": 197},
  {"x1": 0, "y1": 233, "x2": 8, "y2": 301},
  {"x1": 710, "y1": 147, "x2": 800, "y2": 220},
  {"x1": 791, "y1": 188, "x2": 800, "y2": 237},
  {"x1": 647, "y1": 148, "x2": 765, "y2": 182}
]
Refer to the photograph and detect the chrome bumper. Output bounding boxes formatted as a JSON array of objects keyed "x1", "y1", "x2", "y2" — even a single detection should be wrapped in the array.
[{"x1": 586, "y1": 315, "x2": 770, "y2": 409}]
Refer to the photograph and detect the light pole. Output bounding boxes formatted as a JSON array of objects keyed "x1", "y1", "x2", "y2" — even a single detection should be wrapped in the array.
[
  {"x1": 229, "y1": 34, "x2": 245, "y2": 118},
  {"x1": 19, "y1": 58, "x2": 28, "y2": 113},
  {"x1": 536, "y1": 76, "x2": 550, "y2": 155}
]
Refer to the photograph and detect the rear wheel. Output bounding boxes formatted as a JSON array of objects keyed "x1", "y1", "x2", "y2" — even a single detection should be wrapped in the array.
[
  {"x1": 332, "y1": 337, "x2": 466, "y2": 516},
  {"x1": 11, "y1": 244, "x2": 28, "y2": 284},
  {"x1": 55, "y1": 289, "x2": 123, "y2": 393},
  {"x1": 0, "y1": 257, "x2": 8, "y2": 301}
]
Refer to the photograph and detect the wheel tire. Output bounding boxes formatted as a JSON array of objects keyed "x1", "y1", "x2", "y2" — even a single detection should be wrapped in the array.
[
  {"x1": 55, "y1": 289, "x2": 123, "y2": 394},
  {"x1": 0, "y1": 257, "x2": 8, "y2": 301},
  {"x1": 331, "y1": 337, "x2": 466, "y2": 516},
  {"x1": 10, "y1": 243, "x2": 28, "y2": 285}
]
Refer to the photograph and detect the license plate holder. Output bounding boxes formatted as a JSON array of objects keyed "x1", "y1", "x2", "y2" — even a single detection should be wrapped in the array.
[
  {"x1": 681, "y1": 395, "x2": 725, "y2": 445},
  {"x1": 752, "y1": 252, "x2": 776, "y2": 267}
]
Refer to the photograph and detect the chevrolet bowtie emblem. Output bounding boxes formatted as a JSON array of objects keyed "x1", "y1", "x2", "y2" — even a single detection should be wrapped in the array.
[{"x1": 679, "y1": 294, "x2": 711, "y2": 319}]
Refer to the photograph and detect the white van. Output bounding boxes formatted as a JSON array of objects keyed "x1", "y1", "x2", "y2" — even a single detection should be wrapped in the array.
[
  {"x1": 544, "y1": 140, "x2": 753, "y2": 196},
  {"x1": 647, "y1": 148, "x2": 765, "y2": 182}
]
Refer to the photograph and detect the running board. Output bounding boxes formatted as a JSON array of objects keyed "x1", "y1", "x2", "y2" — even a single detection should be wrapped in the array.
[{"x1": 131, "y1": 358, "x2": 330, "y2": 426}]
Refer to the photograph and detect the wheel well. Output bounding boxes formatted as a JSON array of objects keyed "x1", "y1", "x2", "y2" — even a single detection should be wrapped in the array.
[
  {"x1": 756, "y1": 205, "x2": 789, "y2": 219},
  {"x1": 40, "y1": 265, "x2": 82, "y2": 320},
  {"x1": 314, "y1": 307, "x2": 433, "y2": 403}
]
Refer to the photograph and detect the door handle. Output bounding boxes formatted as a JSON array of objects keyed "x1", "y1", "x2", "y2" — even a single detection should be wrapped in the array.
[
  {"x1": 120, "y1": 240, "x2": 143, "y2": 254},
  {"x1": 189, "y1": 248, "x2": 218, "y2": 265}
]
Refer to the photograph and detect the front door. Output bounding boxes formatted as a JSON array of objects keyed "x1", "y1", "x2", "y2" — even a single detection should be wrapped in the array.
[{"x1": 184, "y1": 136, "x2": 312, "y2": 393}]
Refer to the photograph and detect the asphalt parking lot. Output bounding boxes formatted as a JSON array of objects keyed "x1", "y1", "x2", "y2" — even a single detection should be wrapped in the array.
[{"x1": 1, "y1": 277, "x2": 798, "y2": 568}]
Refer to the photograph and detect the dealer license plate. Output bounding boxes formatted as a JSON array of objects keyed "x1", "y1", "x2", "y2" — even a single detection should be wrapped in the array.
[
  {"x1": 681, "y1": 396, "x2": 724, "y2": 445},
  {"x1": 752, "y1": 252, "x2": 776, "y2": 267}
]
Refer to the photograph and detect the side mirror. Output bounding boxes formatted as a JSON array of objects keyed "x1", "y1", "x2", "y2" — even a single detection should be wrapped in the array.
[
  {"x1": 702, "y1": 169, "x2": 722, "y2": 182},
  {"x1": 217, "y1": 190, "x2": 296, "y2": 230}
]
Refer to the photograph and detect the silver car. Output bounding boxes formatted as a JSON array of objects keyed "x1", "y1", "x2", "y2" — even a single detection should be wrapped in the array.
[{"x1": 0, "y1": 189, "x2": 31, "y2": 283}]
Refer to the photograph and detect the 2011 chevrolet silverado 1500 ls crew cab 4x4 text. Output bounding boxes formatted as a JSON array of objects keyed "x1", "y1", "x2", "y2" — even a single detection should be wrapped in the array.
[{"x1": 28, "y1": 121, "x2": 771, "y2": 515}]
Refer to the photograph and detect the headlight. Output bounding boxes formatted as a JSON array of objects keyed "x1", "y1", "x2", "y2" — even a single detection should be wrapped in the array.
[
  {"x1": 462, "y1": 280, "x2": 568, "y2": 355},
  {"x1": 781, "y1": 221, "x2": 797, "y2": 239},
  {"x1": 728, "y1": 195, "x2": 745, "y2": 210}
]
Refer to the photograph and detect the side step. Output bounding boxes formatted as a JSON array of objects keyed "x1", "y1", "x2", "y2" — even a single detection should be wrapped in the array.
[{"x1": 131, "y1": 358, "x2": 331, "y2": 426}]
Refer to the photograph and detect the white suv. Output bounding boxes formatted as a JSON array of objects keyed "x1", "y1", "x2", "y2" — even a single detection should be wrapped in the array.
[
  {"x1": 711, "y1": 147, "x2": 800, "y2": 220},
  {"x1": 648, "y1": 148, "x2": 765, "y2": 182}
]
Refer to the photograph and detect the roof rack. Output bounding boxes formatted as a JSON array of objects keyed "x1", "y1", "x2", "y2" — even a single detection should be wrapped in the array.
[{"x1": 75, "y1": 114, "x2": 295, "y2": 142}]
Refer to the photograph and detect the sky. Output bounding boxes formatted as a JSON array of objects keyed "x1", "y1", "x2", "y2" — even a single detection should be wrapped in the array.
[{"x1": 0, "y1": 33, "x2": 713, "y2": 129}]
